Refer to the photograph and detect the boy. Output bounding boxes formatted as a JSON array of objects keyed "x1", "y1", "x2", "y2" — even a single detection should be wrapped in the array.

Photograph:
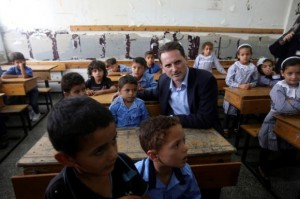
[
  {"x1": 144, "y1": 51, "x2": 161, "y2": 74},
  {"x1": 109, "y1": 75, "x2": 149, "y2": 128},
  {"x1": 1, "y1": 52, "x2": 41, "y2": 122},
  {"x1": 131, "y1": 57, "x2": 157, "y2": 91},
  {"x1": 135, "y1": 115, "x2": 201, "y2": 199},
  {"x1": 106, "y1": 57, "x2": 132, "y2": 75},
  {"x1": 46, "y1": 96, "x2": 148, "y2": 199},
  {"x1": 61, "y1": 72, "x2": 87, "y2": 97}
]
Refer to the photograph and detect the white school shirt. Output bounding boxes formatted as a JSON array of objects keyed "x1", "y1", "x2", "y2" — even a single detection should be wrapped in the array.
[{"x1": 193, "y1": 53, "x2": 226, "y2": 74}]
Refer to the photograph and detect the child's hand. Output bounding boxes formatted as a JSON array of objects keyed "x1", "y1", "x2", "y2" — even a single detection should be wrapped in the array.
[
  {"x1": 239, "y1": 83, "x2": 251, "y2": 90},
  {"x1": 94, "y1": 90, "x2": 105, "y2": 96},
  {"x1": 86, "y1": 90, "x2": 94, "y2": 96},
  {"x1": 112, "y1": 92, "x2": 119, "y2": 101}
]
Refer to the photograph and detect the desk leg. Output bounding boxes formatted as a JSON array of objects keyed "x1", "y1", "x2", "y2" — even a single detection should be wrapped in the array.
[
  {"x1": 234, "y1": 113, "x2": 243, "y2": 148},
  {"x1": 45, "y1": 80, "x2": 49, "y2": 88}
]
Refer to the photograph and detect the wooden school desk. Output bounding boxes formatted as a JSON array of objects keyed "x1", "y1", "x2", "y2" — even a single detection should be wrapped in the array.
[
  {"x1": 17, "y1": 128, "x2": 236, "y2": 175},
  {"x1": 2, "y1": 64, "x2": 57, "y2": 87},
  {"x1": 224, "y1": 87, "x2": 271, "y2": 115},
  {"x1": 274, "y1": 114, "x2": 300, "y2": 149},
  {"x1": 0, "y1": 77, "x2": 37, "y2": 96},
  {"x1": 213, "y1": 73, "x2": 226, "y2": 92},
  {"x1": 224, "y1": 87, "x2": 271, "y2": 147},
  {"x1": 90, "y1": 93, "x2": 116, "y2": 106}
]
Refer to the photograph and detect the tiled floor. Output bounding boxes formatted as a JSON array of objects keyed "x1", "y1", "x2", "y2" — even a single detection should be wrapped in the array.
[{"x1": 0, "y1": 93, "x2": 299, "y2": 199}]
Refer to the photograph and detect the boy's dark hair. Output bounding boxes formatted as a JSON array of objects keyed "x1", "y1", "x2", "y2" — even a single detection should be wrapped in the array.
[
  {"x1": 158, "y1": 41, "x2": 186, "y2": 63},
  {"x1": 10, "y1": 52, "x2": 26, "y2": 61},
  {"x1": 47, "y1": 96, "x2": 114, "y2": 157},
  {"x1": 118, "y1": 75, "x2": 138, "y2": 89},
  {"x1": 61, "y1": 72, "x2": 85, "y2": 92},
  {"x1": 133, "y1": 57, "x2": 147, "y2": 69},
  {"x1": 281, "y1": 56, "x2": 300, "y2": 71},
  {"x1": 106, "y1": 58, "x2": 117, "y2": 67},
  {"x1": 139, "y1": 116, "x2": 181, "y2": 153},
  {"x1": 201, "y1": 41, "x2": 213, "y2": 50},
  {"x1": 87, "y1": 60, "x2": 108, "y2": 78},
  {"x1": 144, "y1": 51, "x2": 154, "y2": 57}
]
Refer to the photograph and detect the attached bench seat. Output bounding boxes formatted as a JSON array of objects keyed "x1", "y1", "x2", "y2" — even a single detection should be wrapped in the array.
[
  {"x1": 38, "y1": 87, "x2": 53, "y2": 111},
  {"x1": 240, "y1": 124, "x2": 261, "y2": 162}
]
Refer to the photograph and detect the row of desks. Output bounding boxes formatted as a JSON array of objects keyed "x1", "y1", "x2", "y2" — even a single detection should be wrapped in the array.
[{"x1": 17, "y1": 128, "x2": 236, "y2": 174}]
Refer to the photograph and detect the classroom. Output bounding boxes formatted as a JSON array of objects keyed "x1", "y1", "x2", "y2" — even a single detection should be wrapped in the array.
[{"x1": 0, "y1": 0, "x2": 300, "y2": 199}]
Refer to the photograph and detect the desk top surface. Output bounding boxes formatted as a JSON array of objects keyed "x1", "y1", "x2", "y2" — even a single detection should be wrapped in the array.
[
  {"x1": 224, "y1": 87, "x2": 271, "y2": 97},
  {"x1": 1, "y1": 77, "x2": 37, "y2": 83},
  {"x1": 17, "y1": 128, "x2": 236, "y2": 167},
  {"x1": 275, "y1": 114, "x2": 300, "y2": 129},
  {"x1": 90, "y1": 93, "x2": 115, "y2": 105},
  {"x1": 1, "y1": 64, "x2": 57, "y2": 71}
]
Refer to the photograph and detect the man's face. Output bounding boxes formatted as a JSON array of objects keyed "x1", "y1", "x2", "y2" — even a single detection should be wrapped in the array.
[{"x1": 160, "y1": 50, "x2": 188, "y2": 84}]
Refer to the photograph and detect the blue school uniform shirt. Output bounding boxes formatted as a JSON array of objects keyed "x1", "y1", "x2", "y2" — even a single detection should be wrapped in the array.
[
  {"x1": 119, "y1": 64, "x2": 132, "y2": 72},
  {"x1": 133, "y1": 73, "x2": 157, "y2": 90},
  {"x1": 4, "y1": 65, "x2": 33, "y2": 76},
  {"x1": 109, "y1": 96, "x2": 149, "y2": 128},
  {"x1": 145, "y1": 63, "x2": 161, "y2": 74},
  {"x1": 135, "y1": 158, "x2": 201, "y2": 199}
]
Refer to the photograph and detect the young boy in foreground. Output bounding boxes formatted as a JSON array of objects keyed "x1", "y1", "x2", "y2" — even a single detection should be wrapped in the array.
[
  {"x1": 45, "y1": 96, "x2": 148, "y2": 199},
  {"x1": 135, "y1": 115, "x2": 201, "y2": 199},
  {"x1": 61, "y1": 72, "x2": 87, "y2": 97}
]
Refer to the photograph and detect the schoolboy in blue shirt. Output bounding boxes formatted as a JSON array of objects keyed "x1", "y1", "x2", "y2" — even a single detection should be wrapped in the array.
[
  {"x1": 144, "y1": 51, "x2": 161, "y2": 74},
  {"x1": 106, "y1": 57, "x2": 132, "y2": 75},
  {"x1": 61, "y1": 72, "x2": 87, "y2": 97},
  {"x1": 131, "y1": 57, "x2": 157, "y2": 91},
  {"x1": 1, "y1": 52, "x2": 41, "y2": 122},
  {"x1": 45, "y1": 96, "x2": 148, "y2": 199},
  {"x1": 135, "y1": 116, "x2": 201, "y2": 199},
  {"x1": 109, "y1": 75, "x2": 149, "y2": 128}
]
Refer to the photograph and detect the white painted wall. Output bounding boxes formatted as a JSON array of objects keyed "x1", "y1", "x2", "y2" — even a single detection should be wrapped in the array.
[
  {"x1": 0, "y1": 0, "x2": 299, "y2": 63},
  {"x1": 0, "y1": 0, "x2": 293, "y2": 31}
]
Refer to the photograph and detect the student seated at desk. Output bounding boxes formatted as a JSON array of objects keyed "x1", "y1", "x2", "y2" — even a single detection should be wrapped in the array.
[
  {"x1": 131, "y1": 57, "x2": 157, "y2": 91},
  {"x1": 1, "y1": 52, "x2": 41, "y2": 122},
  {"x1": 193, "y1": 41, "x2": 227, "y2": 75},
  {"x1": 256, "y1": 57, "x2": 280, "y2": 87},
  {"x1": 45, "y1": 96, "x2": 148, "y2": 199},
  {"x1": 106, "y1": 57, "x2": 132, "y2": 76},
  {"x1": 61, "y1": 72, "x2": 87, "y2": 97},
  {"x1": 109, "y1": 75, "x2": 149, "y2": 128},
  {"x1": 144, "y1": 50, "x2": 161, "y2": 74},
  {"x1": 85, "y1": 60, "x2": 117, "y2": 96},
  {"x1": 135, "y1": 115, "x2": 201, "y2": 199},
  {"x1": 223, "y1": 44, "x2": 258, "y2": 137},
  {"x1": 257, "y1": 56, "x2": 300, "y2": 185}
]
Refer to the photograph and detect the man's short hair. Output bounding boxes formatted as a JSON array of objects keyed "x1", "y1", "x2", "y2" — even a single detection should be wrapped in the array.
[
  {"x1": 158, "y1": 41, "x2": 186, "y2": 63},
  {"x1": 139, "y1": 115, "x2": 181, "y2": 153},
  {"x1": 47, "y1": 96, "x2": 114, "y2": 157},
  {"x1": 61, "y1": 72, "x2": 85, "y2": 92}
]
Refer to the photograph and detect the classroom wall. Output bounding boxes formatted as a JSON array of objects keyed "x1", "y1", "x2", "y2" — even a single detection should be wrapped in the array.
[{"x1": 0, "y1": 0, "x2": 299, "y2": 62}]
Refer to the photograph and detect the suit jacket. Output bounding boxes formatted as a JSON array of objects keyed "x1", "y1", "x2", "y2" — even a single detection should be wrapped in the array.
[{"x1": 137, "y1": 67, "x2": 223, "y2": 134}]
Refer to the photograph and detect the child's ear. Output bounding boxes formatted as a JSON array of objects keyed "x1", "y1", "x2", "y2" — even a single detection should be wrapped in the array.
[
  {"x1": 54, "y1": 151, "x2": 75, "y2": 167},
  {"x1": 280, "y1": 70, "x2": 284, "y2": 77},
  {"x1": 147, "y1": 150, "x2": 158, "y2": 161}
]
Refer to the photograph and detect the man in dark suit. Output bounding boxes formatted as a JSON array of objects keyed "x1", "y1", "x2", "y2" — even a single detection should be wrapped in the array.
[{"x1": 137, "y1": 41, "x2": 223, "y2": 134}]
